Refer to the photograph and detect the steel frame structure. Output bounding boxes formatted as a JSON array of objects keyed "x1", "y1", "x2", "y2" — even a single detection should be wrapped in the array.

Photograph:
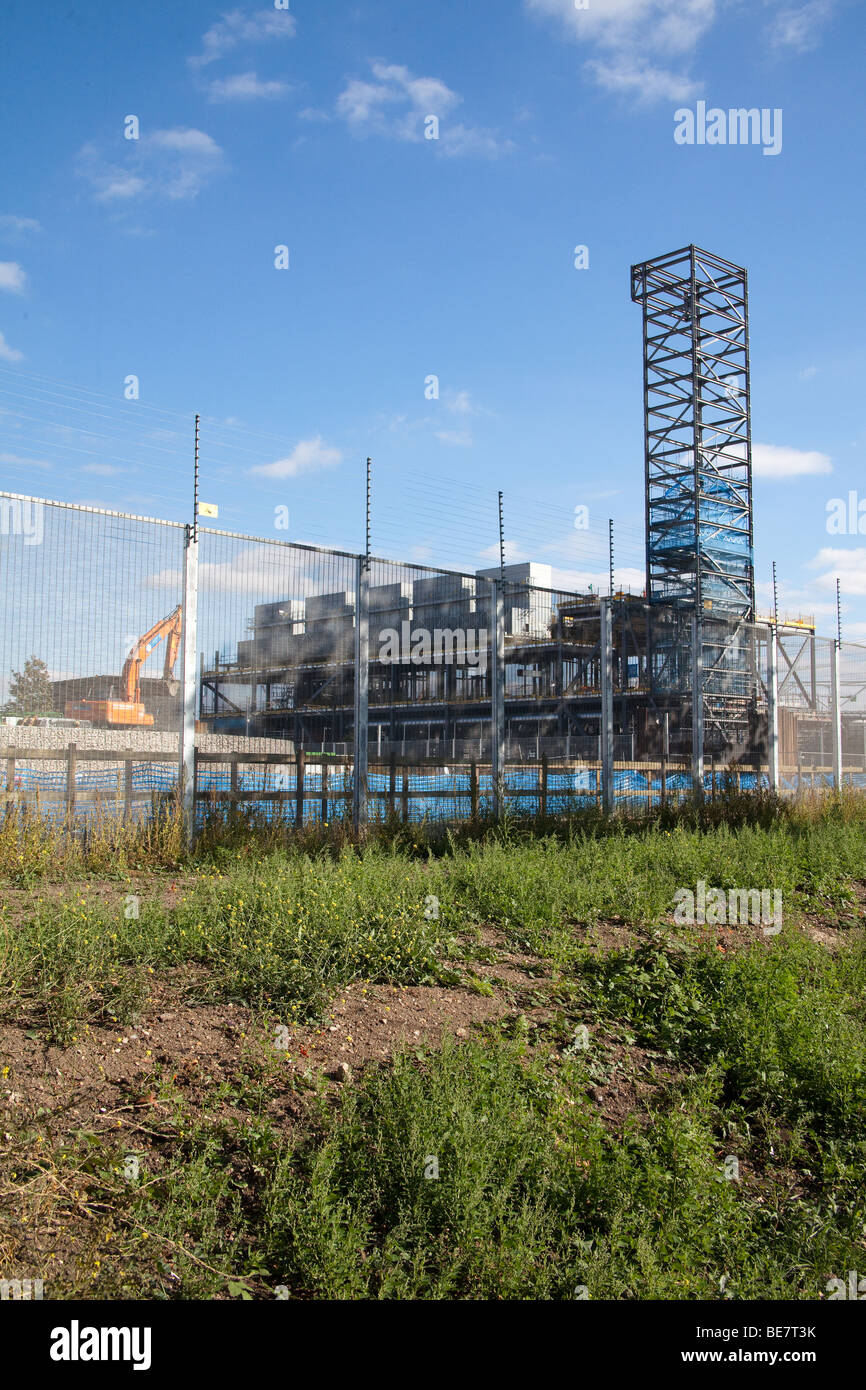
[{"x1": 631, "y1": 245, "x2": 755, "y2": 619}]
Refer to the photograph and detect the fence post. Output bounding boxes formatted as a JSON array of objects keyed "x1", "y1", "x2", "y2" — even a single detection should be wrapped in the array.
[
  {"x1": 180, "y1": 526, "x2": 198, "y2": 845},
  {"x1": 124, "y1": 758, "x2": 134, "y2": 823},
  {"x1": 600, "y1": 598, "x2": 614, "y2": 814},
  {"x1": 491, "y1": 580, "x2": 506, "y2": 817},
  {"x1": 470, "y1": 760, "x2": 478, "y2": 820},
  {"x1": 540, "y1": 752, "x2": 548, "y2": 818},
  {"x1": 767, "y1": 625, "x2": 779, "y2": 794},
  {"x1": 831, "y1": 638, "x2": 843, "y2": 793},
  {"x1": 295, "y1": 747, "x2": 305, "y2": 828},
  {"x1": 321, "y1": 759, "x2": 329, "y2": 824},
  {"x1": 352, "y1": 556, "x2": 369, "y2": 831},
  {"x1": 691, "y1": 612, "x2": 704, "y2": 800},
  {"x1": 388, "y1": 752, "x2": 396, "y2": 817},
  {"x1": 5, "y1": 754, "x2": 16, "y2": 817},
  {"x1": 65, "y1": 743, "x2": 77, "y2": 821}
]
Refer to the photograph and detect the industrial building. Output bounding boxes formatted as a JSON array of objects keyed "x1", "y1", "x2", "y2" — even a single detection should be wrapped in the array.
[
  {"x1": 196, "y1": 246, "x2": 779, "y2": 759},
  {"x1": 39, "y1": 244, "x2": 848, "y2": 767}
]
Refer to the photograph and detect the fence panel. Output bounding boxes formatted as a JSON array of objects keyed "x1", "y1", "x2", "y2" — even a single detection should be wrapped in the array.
[
  {"x1": 1, "y1": 493, "x2": 185, "y2": 816},
  {"x1": 194, "y1": 529, "x2": 358, "y2": 827},
  {"x1": 775, "y1": 631, "x2": 835, "y2": 788},
  {"x1": 363, "y1": 557, "x2": 495, "y2": 824},
  {"x1": 839, "y1": 639, "x2": 866, "y2": 783},
  {"x1": 4, "y1": 492, "x2": 866, "y2": 830}
]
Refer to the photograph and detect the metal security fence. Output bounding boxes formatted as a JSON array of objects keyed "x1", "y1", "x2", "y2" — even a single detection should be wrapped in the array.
[
  {"x1": 0, "y1": 496, "x2": 185, "y2": 736},
  {"x1": 196, "y1": 527, "x2": 359, "y2": 745},
  {"x1": 2, "y1": 489, "x2": 865, "y2": 836}
]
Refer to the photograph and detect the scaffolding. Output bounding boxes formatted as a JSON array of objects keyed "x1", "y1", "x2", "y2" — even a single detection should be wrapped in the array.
[
  {"x1": 631, "y1": 244, "x2": 754, "y2": 617},
  {"x1": 631, "y1": 245, "x2": 756, "y2": 751}
]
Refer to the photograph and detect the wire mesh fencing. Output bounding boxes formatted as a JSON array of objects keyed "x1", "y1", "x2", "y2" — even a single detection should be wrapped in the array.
[
  {"x1": 0, "y1": 493, "x2": 185, "y2": 821},
  {"x1": 363, "y1": 556, "x2": 495, "y2": 824},
  {"x1": 3, "y1": 489, "x2": 866, "y2": 833},
  {"x1": 840, "y1": 640, "x2": 866, "y2": 777}
]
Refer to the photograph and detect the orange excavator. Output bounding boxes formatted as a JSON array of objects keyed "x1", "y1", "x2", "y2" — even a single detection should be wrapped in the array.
[{"x1": 65, "y1": 605, "x2": 183, "y2": 727}]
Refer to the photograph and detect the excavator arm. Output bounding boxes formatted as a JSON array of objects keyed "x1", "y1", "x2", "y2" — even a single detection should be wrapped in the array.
[
  {"x1": 162, "y1": 613, "x2": 182, "y2": 683},
  {"x1": 120, "y1": 605, "x2": 183, "y2": 704}
]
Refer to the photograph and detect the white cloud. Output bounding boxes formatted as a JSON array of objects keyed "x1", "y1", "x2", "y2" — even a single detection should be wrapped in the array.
[
  {"x1": 150, "y1": 128, "x2": 221, "y2": 156},
  {"x1": 0, "y1": 215, "x2": 40, "y2": 234},
  {"x1": 102, "y1": 174, "x2": 149, "y2": 202},
  {"x1": 0, "y1": 262, "x2": 26, "y2": 294},
  {"x1": 445, "y1": 390, "x2": 476, "y2": 416},
  {"x1": 798, "y1": 365, "x2": 819, "y2": 380},
  {"x1": 440, "y1": 124, "x2": 515, "y2": 157},
  {"x1": 0, "y1": 330, "x2": 23, "y2": 362},
  {"x1": 588, "y1": 56, "x2": 701, "y2": 102},
  {"x1": 550, "y1": 564, "x2": 646, "y2": 594},
  {"x1": 338, "y1": 79, "x2": 405, "y2": 128},
  {"x1": 478, "y1": 546, "x2": 645, "y2": 595},
  {"x1": 525, "y1": 0, "x2": 715, "y2": 104},
  {"x1": 337, "y1": 62, "x2": 458, "y2": 135},
  {"x1": 189, "y1": 8, "x2": 296, "y2": 69},
  {"x1": 526, "y1": 0, "x2": 716, "y2": 53},
  {"x1": 77, "y1": 129, "x2": 224, "y2": 204},
  {"x1": 435, "y1": 429, "x2": 473, "y2": 447},
  {"x1": 807, "y1": 547, "x2": 866, "y2": 596},
  {"x1": 80, "y1": 463, "x2": 121, "y2": 476},
  {"x1": 147, "y1": 544, "x2": 324, "y2": 597},
  {"x1": 0, "y1": 451, "x2": 51, "y2": 469},
  {"x1": 336, "y1": 61, "x2": 512, "y2": 156},
  {"x1": 205, "y1": 71, "x2": 289, "y2": 101},
  {"x1": 769, "y1": 0, "x2": 835, "y2": 52},
  {"x1": 527, "y1": 1, "x2": 837, "y2": 104},
  {"x1": 250, "y1": 436, "x2": 343, "y2": 479},
  {"x1": 479, "y1": 540, "x2": 530, "y2": 565},
  {"x1": 752, "y1": 443, "x2": 832, "y2": 478}
]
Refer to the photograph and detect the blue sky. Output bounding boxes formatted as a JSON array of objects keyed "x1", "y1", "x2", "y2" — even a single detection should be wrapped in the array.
[{"x1": 0, "y1": 0, "x2": 864, "y2": 639}]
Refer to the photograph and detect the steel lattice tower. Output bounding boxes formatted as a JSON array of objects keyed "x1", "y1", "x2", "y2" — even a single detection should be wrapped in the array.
[
  {"x1": 630, "y1": 245, "x2": 755, "y2": 618},
  {"x1": 631, "y1": 246, "x2": 758, "y2": 755}
]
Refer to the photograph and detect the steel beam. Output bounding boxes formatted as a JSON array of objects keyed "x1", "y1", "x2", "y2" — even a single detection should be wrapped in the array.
[
  {"x1": 767, "y1": 626, "x2": 779, "y2": 793},
  {"x1": 180, "y1": 529, "x2": 198, "y2": 844},
  {"x1": 600, "y1": 598, "x2": 614, "y2": 814},
  {"x1": 492, "y1": 580, "x2": 506, "y2": 816},
  {"x1": 352, "y1": 556, "x2": 369, "y2": 829}
]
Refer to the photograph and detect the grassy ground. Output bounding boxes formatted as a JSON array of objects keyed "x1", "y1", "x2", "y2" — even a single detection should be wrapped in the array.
[{"x1": 1, "y1": 793, "x2": 864, "y2": 1300}]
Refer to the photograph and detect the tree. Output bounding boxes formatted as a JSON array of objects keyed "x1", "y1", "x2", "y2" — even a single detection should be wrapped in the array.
[{"x1": 3, "y1": 655, "x2": 55, "y2": 716}]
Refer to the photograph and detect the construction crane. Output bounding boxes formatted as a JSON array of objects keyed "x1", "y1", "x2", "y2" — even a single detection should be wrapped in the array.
[{"x1": 65, "y1": 605, "x2": 183, "y2": 726}]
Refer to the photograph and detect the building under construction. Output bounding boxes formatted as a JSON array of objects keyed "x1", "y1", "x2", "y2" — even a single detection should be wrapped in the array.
[
  {"x1": 196, "y1": 246, "x2": 786, "y2": 758},
  {"x1": 184, "y1": 245, "x2": 865, "y2": 768}
]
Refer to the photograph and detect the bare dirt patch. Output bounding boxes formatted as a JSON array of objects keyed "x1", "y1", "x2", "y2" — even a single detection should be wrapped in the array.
[{"x1": 0, "y1": 943, "x2": 556, "y2": 1141}]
